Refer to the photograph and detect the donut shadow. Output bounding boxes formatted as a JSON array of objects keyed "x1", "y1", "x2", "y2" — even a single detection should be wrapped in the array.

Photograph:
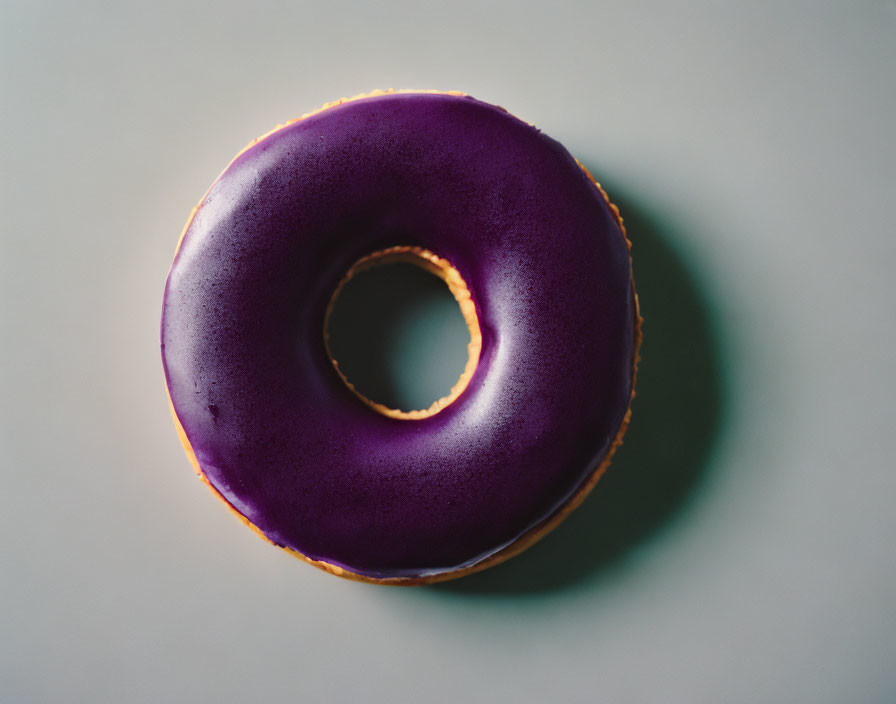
[{"x1": 430, "y1": 183, "x2": 728, "y2": 596}]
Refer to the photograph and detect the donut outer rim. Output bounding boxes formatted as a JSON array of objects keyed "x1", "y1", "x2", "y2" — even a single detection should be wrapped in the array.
[{"x1": 164, "y1": 89, "x2": 643, "y2": 585}]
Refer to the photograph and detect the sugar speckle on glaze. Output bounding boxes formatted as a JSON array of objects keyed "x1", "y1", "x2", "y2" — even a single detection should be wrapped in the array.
[{"x1": 161, "y1": 91, "x2": 637, "y2": 581}]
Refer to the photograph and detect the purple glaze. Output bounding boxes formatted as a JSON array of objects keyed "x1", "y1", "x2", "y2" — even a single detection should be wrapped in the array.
[{"x1": 161, "y1": 93, "x2": 636, "y2": 579}]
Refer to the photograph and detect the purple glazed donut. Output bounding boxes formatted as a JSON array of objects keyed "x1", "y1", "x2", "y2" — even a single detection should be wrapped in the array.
[{"x1": 161, "y1": 90, "x2": 641, "y2": 584}]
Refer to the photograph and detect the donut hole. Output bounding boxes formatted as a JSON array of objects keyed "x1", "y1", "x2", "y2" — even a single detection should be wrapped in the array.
[{"x1": 324, "y1": 247, "x2": 481, "y2": 420}]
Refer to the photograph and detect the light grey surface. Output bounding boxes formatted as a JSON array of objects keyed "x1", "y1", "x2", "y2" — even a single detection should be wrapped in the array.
[{"x1": 2, "y1": 2, "x2": 895, "y2": 702}]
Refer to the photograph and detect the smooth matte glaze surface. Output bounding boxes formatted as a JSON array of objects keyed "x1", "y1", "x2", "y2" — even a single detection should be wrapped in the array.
[{"x1": 161, "y1": 92, "x2": 637, "y2": 579}]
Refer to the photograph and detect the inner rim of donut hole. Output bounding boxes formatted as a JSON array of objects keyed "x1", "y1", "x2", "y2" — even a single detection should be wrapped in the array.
[{"x1": 323, "y1": 246, "x2": 482, "y2": 420}]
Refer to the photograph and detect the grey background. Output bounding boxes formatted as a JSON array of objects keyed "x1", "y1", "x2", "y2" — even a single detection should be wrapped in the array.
[{"x1": 3, "y1": 1, "x2": 895, "y2": 702}]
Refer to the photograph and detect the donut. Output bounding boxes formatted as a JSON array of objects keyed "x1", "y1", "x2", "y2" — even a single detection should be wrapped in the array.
[{"x1": 161, "y1": 90, "x2": 641, "y2": 584}]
